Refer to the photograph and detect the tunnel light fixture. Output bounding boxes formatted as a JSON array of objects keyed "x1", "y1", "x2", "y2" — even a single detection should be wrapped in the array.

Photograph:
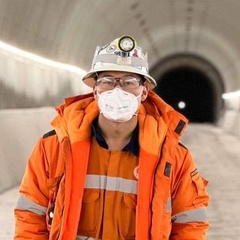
[
  {"x1": 222, "y1": 90, "x2": 240, "y2": 99},
  {"x1": 0, "y1": 40, "x2": 87, "y2": 76}
]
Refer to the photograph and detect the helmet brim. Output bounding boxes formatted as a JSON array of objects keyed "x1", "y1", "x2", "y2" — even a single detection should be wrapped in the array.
[{"x1": 82, "y1": 65, "x2": 157, "y2": 90}]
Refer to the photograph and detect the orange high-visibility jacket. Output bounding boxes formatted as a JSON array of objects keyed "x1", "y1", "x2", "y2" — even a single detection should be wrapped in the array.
[{"x1": 14, "y1": 91, "x2": 209, "y2": 240}]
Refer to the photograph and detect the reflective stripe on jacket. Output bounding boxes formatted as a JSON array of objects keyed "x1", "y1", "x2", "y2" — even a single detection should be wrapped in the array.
[{"x1": 14, "y1": 91, "x2": 209, "y2": 240}]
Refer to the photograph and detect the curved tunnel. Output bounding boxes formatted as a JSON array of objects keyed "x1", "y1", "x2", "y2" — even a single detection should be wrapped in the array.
[
  {"x1": 152, "y1": 54, "x2": 224, "y2": 123},
  {"x1": 1, "y1": 1, "x2": 240, "y2": 239}
]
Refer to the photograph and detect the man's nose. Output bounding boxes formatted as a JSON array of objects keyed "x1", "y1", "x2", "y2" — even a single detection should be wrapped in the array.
[{"x1": 113, "y1": 79, "x2": 123, "y2": 88}]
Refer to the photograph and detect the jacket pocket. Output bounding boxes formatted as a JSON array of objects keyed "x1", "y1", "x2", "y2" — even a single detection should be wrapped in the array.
[
  {"x1": 78, "y1": 189, "x2": 100, "y2": 235},
  {"x1": 119, "y1": 193, "x2": 136, "y2": 240},
  {"x1": 191, "y1": 174, "x2": 209, "y2": 207}
]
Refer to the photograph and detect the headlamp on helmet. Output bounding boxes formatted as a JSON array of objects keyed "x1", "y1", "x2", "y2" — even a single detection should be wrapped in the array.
[
  {"x1": 118, "y1": 36, "x2": 136, "y2": 56},
  {"x1": 82, "y1": 35, "x2": 157, "y2": 89}
]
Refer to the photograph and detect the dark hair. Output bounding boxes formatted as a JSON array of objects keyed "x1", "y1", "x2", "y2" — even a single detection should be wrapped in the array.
[{"x1": 138, "y1": 74, "x2": 146, "y2": 85}]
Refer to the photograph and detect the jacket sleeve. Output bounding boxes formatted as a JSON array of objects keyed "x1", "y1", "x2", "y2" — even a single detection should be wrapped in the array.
[
  {"x1": 14, "y1": 137, "x2": 50, "y2": 239},
  {"x1": 170, "y1": 144, "x2": 210, "y2": 240}
]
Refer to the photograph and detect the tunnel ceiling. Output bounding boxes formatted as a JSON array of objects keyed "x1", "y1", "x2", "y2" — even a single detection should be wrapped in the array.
[{"x1": 0, "y1": 0, "x2": 240, "y2": 92}]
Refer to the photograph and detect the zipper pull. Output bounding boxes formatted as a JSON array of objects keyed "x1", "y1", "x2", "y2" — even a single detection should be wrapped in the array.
[{"x1": 48, "y1": 202, "x2": 55, "y2": 225}]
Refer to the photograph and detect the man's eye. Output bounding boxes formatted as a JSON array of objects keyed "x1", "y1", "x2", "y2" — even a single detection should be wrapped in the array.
[
  {"x1": 124, "y1": 81, "x2": 134, "y2": 85},
  {"x1": 101, "y1": 80, "x2": 113, "y2": 85},
  {"x1": 106, "y1": 81, "x2": 113, "y2": 85}
]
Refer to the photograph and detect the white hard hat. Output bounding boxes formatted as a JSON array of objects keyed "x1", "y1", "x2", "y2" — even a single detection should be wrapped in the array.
[{"x1": 82, "y1": 36, "x2": 157, "y2": 89}]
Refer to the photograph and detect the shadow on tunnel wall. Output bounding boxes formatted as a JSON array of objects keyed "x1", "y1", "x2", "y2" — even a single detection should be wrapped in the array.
[{"x1": 0, "y1": 79, "x2": 73, "y2": 109}]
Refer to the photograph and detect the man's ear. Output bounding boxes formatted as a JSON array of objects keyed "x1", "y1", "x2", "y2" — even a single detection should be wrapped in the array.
[
  {"x1": 141, "y1": 85, "x2": 149, "y2": 102},
  {"x1": 93, "y1": 86, "x2": 98, "y2": 100}
]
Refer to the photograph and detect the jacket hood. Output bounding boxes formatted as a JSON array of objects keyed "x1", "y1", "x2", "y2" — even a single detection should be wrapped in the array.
[
  {"x1": 142, "y1": 91, "x2": 188, "y2": 137},
  {"x1": 51, "y1": 91, "x2": 188, "y2": 143},
  {"x1": 51, "y1": 93, "x2": 99, "y2": 142}
]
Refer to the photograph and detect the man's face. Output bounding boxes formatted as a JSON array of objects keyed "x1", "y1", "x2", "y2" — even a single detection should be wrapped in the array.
[{"x1": 93, "y1": 71, "x2": 149, "y2": 102}]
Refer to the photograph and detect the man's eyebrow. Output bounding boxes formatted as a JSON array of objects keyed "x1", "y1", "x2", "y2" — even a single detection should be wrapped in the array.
[{"x1": 98, "y1": 74, "x2": 113, "y2": 78}]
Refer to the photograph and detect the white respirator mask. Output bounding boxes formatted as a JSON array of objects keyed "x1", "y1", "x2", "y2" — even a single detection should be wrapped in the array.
[{"x1": 97, "y1": 88, "x2": 142, "y2": 122}]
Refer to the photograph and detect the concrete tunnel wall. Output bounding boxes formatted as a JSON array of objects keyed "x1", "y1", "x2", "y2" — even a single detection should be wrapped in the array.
[
  {"x1": 0, "y1": 46, "x2": 92, "y2": 109},
  {"x1": 0, "y1": 46, "x2": 240, "y2": 194},
  {"x1": 0, "y1": 107, "x2": 56, "y2": 193},
  {"x1": 0, "y1": 47, "x2": 91, "y2": 193}
]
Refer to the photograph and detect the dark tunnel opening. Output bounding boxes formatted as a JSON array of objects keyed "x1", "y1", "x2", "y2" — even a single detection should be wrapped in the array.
[
  {"x1": 154, "y1": 67, "x2": 215, "y2": 123},
  {"x1": 151, "y1": 54, "x2": 225, "y2": 123}
]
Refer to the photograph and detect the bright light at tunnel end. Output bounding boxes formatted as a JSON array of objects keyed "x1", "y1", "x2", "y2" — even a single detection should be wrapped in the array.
[
  {"x1": 178, "y1": 101, "x2": 186, "y2": 109},
  {"x1": 0, "y1": 40, "x2": 87, "y2": 76}
]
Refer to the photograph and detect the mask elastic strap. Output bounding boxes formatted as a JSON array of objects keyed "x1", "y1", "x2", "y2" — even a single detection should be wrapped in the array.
[{"x1": 135, "y1": 86, "x2": 144, "y2": 99}]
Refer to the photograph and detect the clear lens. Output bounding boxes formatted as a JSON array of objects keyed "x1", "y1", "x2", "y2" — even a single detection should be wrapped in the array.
[{"x1": 96, "y1": 76, "x2": 141, "y2": 90}]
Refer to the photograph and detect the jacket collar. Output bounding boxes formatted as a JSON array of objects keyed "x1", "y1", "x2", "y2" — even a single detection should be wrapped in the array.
[
  {"x1": 51, "y1": 91, "x2": 188, "y2": 143},
  {"x1": 91, "y1": 117, "x2": 139, "y2": 156}
]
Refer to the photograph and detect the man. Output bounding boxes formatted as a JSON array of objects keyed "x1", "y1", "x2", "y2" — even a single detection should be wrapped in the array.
[{"x1": 14, "y1": 36, "x2": 209, "y2": 240}]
